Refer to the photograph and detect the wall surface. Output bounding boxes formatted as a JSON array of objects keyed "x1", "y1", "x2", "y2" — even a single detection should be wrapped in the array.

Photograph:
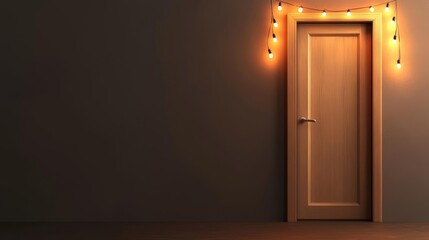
[{"x1": 1, "y1": 0, "x2": 429, "y2": 222}]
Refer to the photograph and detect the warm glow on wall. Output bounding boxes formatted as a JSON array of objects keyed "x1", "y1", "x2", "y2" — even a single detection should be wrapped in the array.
[{"x1": 266, "y1": 0, "x2": 402, "y2": 69}]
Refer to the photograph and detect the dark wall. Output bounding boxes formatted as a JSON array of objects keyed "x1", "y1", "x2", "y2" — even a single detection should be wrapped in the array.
[
  {"x1": 1, "y1": 0, "x2": 429, "y2": 222},
  {"x1": 1, "y1": 0, "x2": 283, "y2": 221}
]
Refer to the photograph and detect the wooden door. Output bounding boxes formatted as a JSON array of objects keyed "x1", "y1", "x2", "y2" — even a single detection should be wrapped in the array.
[{"x1": 297, "y1": 23, "x2": 372, "y2": 220}]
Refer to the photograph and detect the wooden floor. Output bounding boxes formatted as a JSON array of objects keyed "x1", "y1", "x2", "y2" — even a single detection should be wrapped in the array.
[{"x1": 1, "y1": 222, "x2": 429, "y2": 240}]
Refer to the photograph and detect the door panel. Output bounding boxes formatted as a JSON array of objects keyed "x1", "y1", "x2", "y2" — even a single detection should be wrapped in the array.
[{"x1": 297, "y1": 24, "x2": 372, "y2": 220}]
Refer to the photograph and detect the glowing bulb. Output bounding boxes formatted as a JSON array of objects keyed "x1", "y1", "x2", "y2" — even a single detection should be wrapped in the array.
[
  {"x1": 278, "y1": 2, "x2": 282, "y2": 11},
  {"x1": 273, "y1": 18, "x2": 278, "y2": 28},
  {"x1": 391, "y1": 16, "x2": 396, "y2": 25},
  {"x1": 369, "y1": 6, "x2": 375, "y2": 12},
  {"x1": 397, "y1": 59, "x2": 401, "y2": 69},
  {"x1": 298, "y1": 6, "x2": 303, "y2": 13},
  {"x1": 273, "y1": 33, "x2": 278, "y2": 43},
  {"x1": 268, "y1": 49, "x2": 273, "y2": 59},
  {"x1": 385, "y1": 3, "x2": 390, "y2": 12},
  {"x1": 347, "y1": 9, "x2": 351, "y2": 16},
  {"x1": 393, "y1": 35, "x2": 397, "y2": 44},
  {"x1": 322, "y1": 10, "x2": 327, "y2": 16}
]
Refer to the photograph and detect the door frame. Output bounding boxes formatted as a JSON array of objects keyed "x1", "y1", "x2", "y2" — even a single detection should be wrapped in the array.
[{"x1": 286, "y1": 13, "x2": 383, "y2": 222}]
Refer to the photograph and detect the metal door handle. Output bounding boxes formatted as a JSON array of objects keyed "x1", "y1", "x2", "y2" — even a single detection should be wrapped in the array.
[{"x1": 300, "y1": 117, "x2": 317, "y2": 123}]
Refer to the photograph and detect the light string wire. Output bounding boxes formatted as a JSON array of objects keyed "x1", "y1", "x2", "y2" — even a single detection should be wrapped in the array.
[
  {"x1": 395, "y1": 0, "x2": 401, "y2": 63},
  {"x1": 267, "y1": 0, "x2": 274, "y2": 51},
  {"x1": 275, "y1": 0, "x2": 396, "y2": 12},
  {"x1": 268, "y1": 0, "x2": 402, "y2": 67}
]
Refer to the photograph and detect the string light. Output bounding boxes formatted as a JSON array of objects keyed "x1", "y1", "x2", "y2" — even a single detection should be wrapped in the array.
[
  {"x1": 273, "y1": 33, "x2": 278, "y2": 43},
  {"x1": 273, "y1": 18, "x2": 278, "y2": 28},
  {"x1": 266, "y1": 0, "x2": 402, "y2": 70},
  {"x1": 394, "y1": 0, "x2": 402, "y2": 69}
]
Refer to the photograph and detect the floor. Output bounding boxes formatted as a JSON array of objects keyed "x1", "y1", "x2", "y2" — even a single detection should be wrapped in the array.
[{"x1": 1, "y1": 222, "x2": 429, "y2": 240}]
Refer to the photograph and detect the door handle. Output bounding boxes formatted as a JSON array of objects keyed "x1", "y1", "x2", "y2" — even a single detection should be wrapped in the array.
[{"x1": 299, "y1": 117, "x2": 317, "y2": 123}]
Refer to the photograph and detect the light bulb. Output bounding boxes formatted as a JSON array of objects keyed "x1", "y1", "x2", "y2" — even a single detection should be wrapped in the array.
[
  {"x1": 268, "y1": 49, "x2": 273, "y2": 59},
  {"x1": 385, "y1": 3, "x2": 390, "y2": 12},
  {"x1": 298, "y1": 6, "x2": 303, "y2": 13},
  {"x1": 370, "y1": 6, "x2": 375, "y2": 12},
  {"x1": 347, "y1": 9, "x2": 351, "y2": 16},
  {"x1": 397, "y1": 59, "x2": 401, "y2": 69},
  {"x1": 273, "y1": 33, "x2": 278, "y2": 43},
  {"x1": 278, "y1": 2, "x2": 282, "y2": 11},
  {"x1": 391, "y1": 16, "x2": 396, "y2": 25},
  {"x1": 322, "y1": 10, "x2": 327, "y2": 16},
  {"x1": 393, "y1": 35, "x2": 397, "y2": 44},
  {"x1": 273, "y1": 18, "x2": 278, "y2": 28}
]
